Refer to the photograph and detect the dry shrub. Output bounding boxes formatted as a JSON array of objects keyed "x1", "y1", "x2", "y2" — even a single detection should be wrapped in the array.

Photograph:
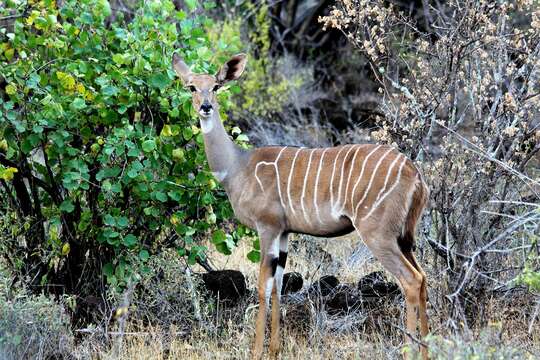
[
  {"x1": 420, "y1": 326, "x2": 534, "y2": 360},
  {"x1": 321, "y1": 0, "x2": 540, "y2": 324},
  {"x1": 64, "y1": 250, "x2": 211, "y2": 358},
  {"x1": 0, "y1": 266, "x2": 74, "y2": 360},
  {"x1": 129, "y1": 250, "x2": 205, "y2": 333},
  {"x1": 242, "y1": 53, "x2": 334, "y2": 148},
  {"x1": 247, "y1": 114, "x2": 335, "y2": 148}
]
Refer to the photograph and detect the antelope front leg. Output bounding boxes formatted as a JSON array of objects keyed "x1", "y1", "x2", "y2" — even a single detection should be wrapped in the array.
[
  {"x1": 253, "y1": 226, "x2": 282, "y2": 360},
  {"x1": 269, "y1": 233, "x2": 289, "y2": 358},
  {"x1": 253, "y1": 256, "x2": 272, "y2": 359}
]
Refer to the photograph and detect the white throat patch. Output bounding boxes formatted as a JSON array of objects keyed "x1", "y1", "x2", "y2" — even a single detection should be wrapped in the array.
[{"x1": 200, "y1": 117, "x2": 214, "y2": 133}]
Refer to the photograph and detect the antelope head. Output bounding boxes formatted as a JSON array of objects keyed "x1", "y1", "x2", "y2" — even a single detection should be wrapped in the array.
[{"x1": 172, "y1": 53, "x2": 247, "y2": 119}]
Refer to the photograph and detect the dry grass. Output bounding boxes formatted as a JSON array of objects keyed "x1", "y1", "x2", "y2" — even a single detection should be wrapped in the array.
[
  {"x1": 71, "y1": 234, "x2": 540, "y2": 360},
  {"x1": 3, "y1": 229, "x2": 536, "y2": 359},
  {"x1": 99, "y1": 328, "x2": 395, "y2": 360},
  {"x1": 3, "y1": 230, "x2": 537, "y2": 359}
]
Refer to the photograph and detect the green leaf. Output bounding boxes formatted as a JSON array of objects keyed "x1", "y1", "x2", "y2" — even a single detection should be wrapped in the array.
[
  {"x1": 103, "y1": 263, "x2": 114, "y2": 277},
  {"x1": 247, "y1": 250, "x2": 261, "y2": 263},
  {"x1": 252, "y1": 238, "x2": 260, "y2": 251},
  {"x1": 215, "y1": 242, "x2": 232, "y2": 255},
  {"x1": 117, "y1": 216, "x2": 129, "y2": 228},
  {"x1": 115, "y1": 263, "x2": 125, "y2": 280},
  {"x1": 182, "y1": 127, "x2": 193, "y2": 140},
  {"x1": 107, "y1": 275, "x2": 117, "y2": 286},
  {"x1": 127, "y1": 168, "x2": 139, "y2": 178},
  {"x1": 148, "y1": 73, "x2": 171, "y2": 89},
  {"x1": 139, "y1": 249, "x2": 150, "y2": 261},
  {"x1": 96, "y1": 0, "x2": 112, "y2": 17},
  {"x1": 185, "y1": 0, "x2": 198, "y2": 12},
  {"x1": 211, "y1": 229, "x2": 226, "y2": 244},
  {"x1": 154, "y1": 191, "x2": 167, "y2": 202},
  {"x1": 96, "y1": 166, "x2": 122, "y2": 181},
  {"x1": 59, "y1": 199, "x2": 75, "y2": 213},
  {"x1": 70, "y1": 98, "x2": 86, "y2": 110},
  {"x1": 172, "y1": 148, "x2": 185, "y2": 162},
  {"x1": 196, "y1": 46, "x2": 211, "y2": 61},
  {"x1": 101, "y1": 85, "x2": 119, "y2": 97},
  {"x1": 236, "y1": 134, "x2": 249, "y2": 142},
  {"x1": 104, "y1": 214, "x2": 116, "y2": 226},
  {"x1": 5, "y1": 83, "x2": 17, "y2": 95},
  {"x1": 112, "y1": 53, "x2": 124, "y2": 65},
  {"x1": 123, "y1": 234, "x2": 137, "y2": 248},
  {"x1": 142, "y1": 139, "x2": 156, "y2": 152}
]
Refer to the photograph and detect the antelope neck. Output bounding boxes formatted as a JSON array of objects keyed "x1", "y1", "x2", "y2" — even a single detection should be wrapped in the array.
[{"x1": 199, "y1": 111, "x2": 248, "y2": 188}]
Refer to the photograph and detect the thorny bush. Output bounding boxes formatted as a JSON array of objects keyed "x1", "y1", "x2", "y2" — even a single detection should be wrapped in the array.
[{"x1": 321, "y1": 0, "x2": 540, "y2": 324}]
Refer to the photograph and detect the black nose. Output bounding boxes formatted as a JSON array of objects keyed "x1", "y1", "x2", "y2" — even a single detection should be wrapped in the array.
[{"x1": 200, "y1": 103, "x2": 212, "y2": 112}]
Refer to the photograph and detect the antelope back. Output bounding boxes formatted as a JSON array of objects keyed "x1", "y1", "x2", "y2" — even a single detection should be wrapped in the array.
[{"x1": 245, "y1": 144, "x2": 420, "y2": 236}]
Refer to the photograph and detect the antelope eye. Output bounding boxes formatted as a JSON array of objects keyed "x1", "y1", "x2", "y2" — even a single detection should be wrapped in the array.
[
  {"x1": 212, "y1": 84, "x2": 220, "y2": 92},
  {"x1": 188, "y1": 85, "x2": 197, "y2": 92}
]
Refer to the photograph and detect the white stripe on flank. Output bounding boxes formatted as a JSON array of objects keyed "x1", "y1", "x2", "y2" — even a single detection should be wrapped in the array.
[
  {"x1": 301, "y1": 149, "x2": 316, "y2": 224},
  {"x1": 362, "y1": 155, "x2": 408, "y2": 220},
  {"x1": 335, "y1": 145, "x2": 357, "y2": 211},
  {"x1": 254, "y1": 147, "x2": 288, "y2": 204},
  {"x1": 330, "y1": 146, "x2": 348, "y2": 209},
  {"x1": 313, "y1": 148, "x2": 330, "y2": 224},
  {"x1": 353, "y1": 147, "x2": 395, "y2": 219},
  {"x1": 287, "y1": 147, "x2": 304, "y2": 215},
  {"x1": 375, "y1": 153, "x2": 403, "y2": 202},
  {"x1": 255, "y1": 161, "x2": 272, "y2": 192},
  {"x1": 340, "y1": 145, "x2": 363, "y2": 212},
  {"x1": 349, "y1": 145, "x2": 382, "y2": 213},
  {"x1": 273, "y1": 147, "x2": 288, "y2": 209}
]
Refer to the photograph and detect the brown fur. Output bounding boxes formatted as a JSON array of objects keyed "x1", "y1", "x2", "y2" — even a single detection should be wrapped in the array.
[{"x1": 172, "y1": 53, "x2": 430, "y2": 360}]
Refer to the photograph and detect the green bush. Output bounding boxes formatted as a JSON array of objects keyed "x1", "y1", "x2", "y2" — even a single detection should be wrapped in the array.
[
  {"x1": 208, "y1": 3, "x2": 307, "y2": 120},
  {"x1": 0, "y1": 0, "x2": 250, "y2": 303}
]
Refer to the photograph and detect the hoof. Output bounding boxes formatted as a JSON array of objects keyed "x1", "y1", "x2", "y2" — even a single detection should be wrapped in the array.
[
  {"x1": 251, "y1": 349, "x2": 263, "y2": 360},
  {"x1": 269, "y1": 345, "x2": 280, "y2": 359}
]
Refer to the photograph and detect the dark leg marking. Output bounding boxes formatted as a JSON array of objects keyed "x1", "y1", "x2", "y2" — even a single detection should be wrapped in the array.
[
  {"x1": 278, "y1": 251, "x2": 288, "y2": 268},
  {"x1": 397, "y1": 231, "x2": 415, "y2": 253},
  {"x1": 270, "y1": 257, "x2": 279, "y2": 276}
]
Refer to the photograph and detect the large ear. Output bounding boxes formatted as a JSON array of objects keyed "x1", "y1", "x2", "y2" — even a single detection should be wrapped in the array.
[
  {"x1": 216, "y1": 53, "x2": 247, "y2": 84},
  {"x1": 172, "y1": 53, "x2": 192, "y2": 84}
]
